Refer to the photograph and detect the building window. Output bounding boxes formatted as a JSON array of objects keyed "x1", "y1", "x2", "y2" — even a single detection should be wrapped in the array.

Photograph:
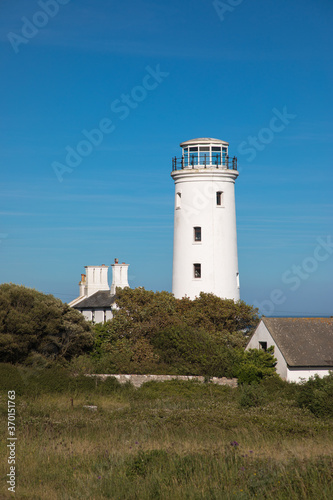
[
  {"x1": 194, "y1": 263, "x2": 201, "y2": 278},
  {"x1": 103, "y1": 310, "x2": 107, "y2": 323},
  {"x1": 259, "y1": 341, "x2": 267, "y2": 351},
  {"x1": 194, "y1": 226, "x2": 201, "y2": 242},
  {"x1": 176, "y1": 192, "x2": 181, "y2": 209},
  {"x1": 216, "y1": 191, "x2": 223, "y2": 206},
  {"x1": 92, "y1": 311, "x2": 95, "y2": 324}
]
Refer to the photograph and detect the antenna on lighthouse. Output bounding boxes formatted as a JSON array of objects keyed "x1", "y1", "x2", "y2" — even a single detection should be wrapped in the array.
[{"x1": 171, "y1": 137, "x2": 240, "y2": 301}]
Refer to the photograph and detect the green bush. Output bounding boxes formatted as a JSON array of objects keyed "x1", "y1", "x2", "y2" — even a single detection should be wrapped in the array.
[
  {"x1": 235, "y1": 346, "x2": 277, "y2": 384},
  {"x1": 239, "y1": 383, "x2": 268, "y2": 408},
  {"x1": 296, "y1": 372, "x2": 333, "y2": 417},
  {"x1": 0, "y1": 363, "x2": 27, "y2": 395},
  {"x1": 152, "y1": 324, "x2": 236, "y2": 377},
  {"x1": 0, "y1": 283, "x2": 93, "y2": 364}
]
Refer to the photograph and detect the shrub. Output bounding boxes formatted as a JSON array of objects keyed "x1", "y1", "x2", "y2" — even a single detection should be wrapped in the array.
[
  {"x1": 238, "y1": 383, "x2": 268, "y2": 408},
  {"x1": 152, "y1": 324, "x2": 235, "y2": 377},
  {"x1": 296, "y1": 372, "x2": 333, "y2": 417},
  {"x1": 235, "y1": 347, "x2": 277, "y2": 384},
  {"x1": 0, "y1": 363, "x2": 27, "y2": 395},
  {"x1": 0, "y1": 283, "x2": 93, "y2": 363}
]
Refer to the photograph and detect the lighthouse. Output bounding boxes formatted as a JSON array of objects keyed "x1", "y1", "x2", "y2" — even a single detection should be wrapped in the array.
[{"x1": 171, "y1": 138, "x2": 240, "y2": 301}]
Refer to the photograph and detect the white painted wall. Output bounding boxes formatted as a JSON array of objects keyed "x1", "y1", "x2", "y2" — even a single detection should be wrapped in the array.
[
  {"x1": 247, "y1": 320, "x2": 333, "y2": 382},
  {"x1": 84, "y1": 265, "x2": 110, "y2": 297},
  {"x1": 171, "y1": 155, "x2": 240, "y2": 300},
  {"x1": 110, "y1": 262, "x2": 129, "y2": 294},
  {"x1": 81, "y1": 310, "x2": 92, "y2": 322},
  {"x1": 80, "y1": 308, "x2": 113, "y2": 324},
  {"x1": 246, "y1": 321, "x2": 288, "y2": 380},
  {"x1": 287, "y1": 368, "x2": 332, "y2": 383}
]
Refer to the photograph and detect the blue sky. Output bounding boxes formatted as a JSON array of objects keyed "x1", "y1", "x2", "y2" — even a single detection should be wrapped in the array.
[{"x1": 0, "y1": 0, "x2": 332, "y2": 316}]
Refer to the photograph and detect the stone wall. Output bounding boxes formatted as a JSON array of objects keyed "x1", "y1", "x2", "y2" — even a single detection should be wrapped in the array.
[{"x1": 87, "y1": 374, "x2": 237, "y2": 388}]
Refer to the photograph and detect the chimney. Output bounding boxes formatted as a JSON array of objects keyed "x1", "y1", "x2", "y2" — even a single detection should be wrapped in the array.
[
  {"x1": 84, "y1": 265, "x2": 110, "y2": 297},
  {"x1": 110, "y1": 259, "x2": 129, "y2": 295},
  {"x1": 79, "y1": 274, "x2": 86, "y2": 297}
]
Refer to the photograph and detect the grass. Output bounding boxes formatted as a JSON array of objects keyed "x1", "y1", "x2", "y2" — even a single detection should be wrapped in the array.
[{"x1": 1, "y1": 370, "x2": 333, "y2": 499}]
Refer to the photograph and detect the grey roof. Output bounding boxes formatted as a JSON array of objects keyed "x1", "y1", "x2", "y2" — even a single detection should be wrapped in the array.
[
  {"x1": 180, "y1": 138, "x2": 229, "y2": 147},
  {"x1": 72, "y1": 291, "x2": 117, "y2": 309},
  {"x1": 262, "y1": 317, "x2": 333, "y2": 367}
]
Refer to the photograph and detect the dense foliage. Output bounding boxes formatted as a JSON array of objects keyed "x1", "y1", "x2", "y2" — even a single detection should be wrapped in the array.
[
  {"x1": 0, "y1": 284, "x2": 276, "y2": 381},
  {"x1": 0, "y1": 283, "x2": 93, "y2": 363},
  {"x1": 90, "y1": 287, "x2": 264, "y2": 378},
  {"x1": 297, "y1": 372, "x2": 333, "y2": 417}
]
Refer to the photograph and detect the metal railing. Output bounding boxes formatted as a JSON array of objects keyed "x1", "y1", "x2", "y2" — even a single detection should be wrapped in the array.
[{"x1": 172, "y1": 154, "x2": 237, "y2": 171}]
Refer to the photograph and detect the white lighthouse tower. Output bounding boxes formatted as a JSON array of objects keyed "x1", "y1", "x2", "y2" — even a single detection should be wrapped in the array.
[{"x1": 171, "y1": 138, "x2": 240, "y2": 301}]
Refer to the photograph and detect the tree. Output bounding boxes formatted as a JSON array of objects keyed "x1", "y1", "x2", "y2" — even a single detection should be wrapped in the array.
[
  {"x1": 93, "y1": 287, "x2": 259, "y2": 376},
  {"x1": 0, "y1": 284, "x2": 93, "y2": 363},
  {"x1": 235, "y1": 347, "x2": 277, "y2": 384}
]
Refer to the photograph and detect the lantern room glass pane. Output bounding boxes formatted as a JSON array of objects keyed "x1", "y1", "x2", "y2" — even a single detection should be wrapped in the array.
[
  {"x1": 222, "y1": 147, "x2": 227, "y2": 165},
  {"x1": 212, "y1": 146, "x2": 221, "y2": 166},
  {"x1": 189, "y1": 147, "x2": 198, "y2": 166},
  {"x1": 199, "y1": 146, "x2": 210, "y2": 164},
  {"x1": 183, "y1": 148, "x2": 189, "y2": 166}
]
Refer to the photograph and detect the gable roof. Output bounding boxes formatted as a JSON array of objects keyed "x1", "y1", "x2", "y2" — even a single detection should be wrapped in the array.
[
  {"x1": 72, "y1": 291, "x2": 117, "y2": 309},
  {"x1": 262, "y1": 317, "x2": 333, "y2": 367}
]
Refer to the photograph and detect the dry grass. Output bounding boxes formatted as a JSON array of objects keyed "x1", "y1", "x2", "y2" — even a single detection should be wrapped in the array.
[{"x1": 1, "y1": 380, "x2": 333, "y2": 499}]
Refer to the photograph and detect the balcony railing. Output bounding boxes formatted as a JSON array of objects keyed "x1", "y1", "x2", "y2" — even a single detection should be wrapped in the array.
[{"x1": 172, "y1": 154, "x2": 237, "y2": 171}]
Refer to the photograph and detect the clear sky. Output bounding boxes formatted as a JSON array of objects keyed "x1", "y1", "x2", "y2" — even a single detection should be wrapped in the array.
[{"x1": 1, "y1": 0, "x2": 332, "y2": 316}]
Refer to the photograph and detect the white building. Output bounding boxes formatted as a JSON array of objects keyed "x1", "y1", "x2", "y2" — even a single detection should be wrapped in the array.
[
  {"x1": 247, "y1": 317, "x2": 333, "y2": 382},
  {"x1": 69, "y1": 259, "x2": 129, "y2": 323},
  {"x1": 171, "y1": 138, "x2": 240, "y2": 300}
]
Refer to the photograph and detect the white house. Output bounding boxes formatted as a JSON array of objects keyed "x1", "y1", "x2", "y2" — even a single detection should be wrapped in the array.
[
  {"x1": 69, "y1": 259, "x2": 129, "y2": 323},
  {"x1": 171, "y1": 138, "x2": 240, "y2": 301},
  {"x1": 247, "y1": 317, "x2": 333, "y2": 382}
]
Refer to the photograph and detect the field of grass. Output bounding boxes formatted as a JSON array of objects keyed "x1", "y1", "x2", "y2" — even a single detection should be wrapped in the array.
[{"x1": 1, "y1": 367, "x2": 333, "y2": 499}]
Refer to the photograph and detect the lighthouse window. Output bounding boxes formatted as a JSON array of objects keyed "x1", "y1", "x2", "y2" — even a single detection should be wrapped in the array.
[
  {"x1": 212, "y1": 146, "x2": 221, "y2": 165},
  {"x1": 222, "y1": 147, "x2": 227, "y2": 165},
  {"x1": 183, "y1": 148, "x2": 189, "y2": 166},
  {"x1": 189, "y1": 147, "x2": 198, "y2": 166},
  {"x1": 194, "y1": 263, "x2": 201, "y2": 278},
  {"x1": 176, "y1": 192, "x2": 181, "y2": 209},
  {"x1": 199, "y1": 146, "x2": 209, "y2": 165},
  {"x1": 194, "y1": 227, "x2": 201, "y2": 242},
  {"x1": 216, "y1": 191, "x2": 223, "y2": 206}
]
